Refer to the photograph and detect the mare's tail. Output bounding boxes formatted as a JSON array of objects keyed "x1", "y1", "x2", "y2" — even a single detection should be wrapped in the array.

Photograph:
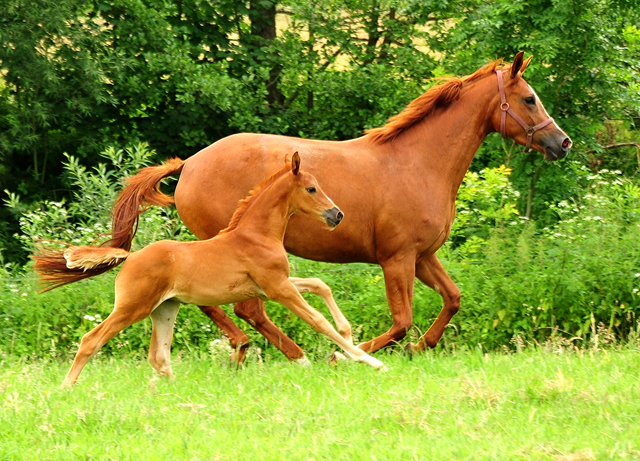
[
  {"x1": 34, "y1": 246, "x2": 131, "y2": 292},
  {"x1": 34, "y1": 157, "x2": 183, "y2": 292},
  {"x1": 110, "y1": 157, "x2": 185, "y2": 251}
]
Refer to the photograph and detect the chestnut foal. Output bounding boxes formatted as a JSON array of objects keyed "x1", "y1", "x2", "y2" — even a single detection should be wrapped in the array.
[{"x1": 35, "y1": 153, "x2": 385, "y2": 387}]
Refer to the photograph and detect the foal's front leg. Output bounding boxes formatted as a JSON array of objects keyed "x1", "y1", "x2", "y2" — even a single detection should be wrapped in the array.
[
  {"x1": 288, "y1": 277, "x2": 353, "y2": 343},
  {"x1": 266, "y1": 279, "x2": 386, "y2": 370}
]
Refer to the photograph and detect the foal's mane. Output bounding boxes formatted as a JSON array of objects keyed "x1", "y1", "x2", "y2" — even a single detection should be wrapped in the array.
[
  {"x1": 219, "y1": 163, "x2": 291, "y2": 234},
  {"x1": 365, "y1": 59, "x2": 508, "y2": 144}
]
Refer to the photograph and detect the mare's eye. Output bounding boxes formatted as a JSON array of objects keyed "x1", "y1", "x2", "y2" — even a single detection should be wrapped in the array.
[
  {"x1": 306, "y1": 186, "x2": 317, "y2": 194},
  {"x1": 524, "y1": 96, "x2": 535, "y2": 105}
]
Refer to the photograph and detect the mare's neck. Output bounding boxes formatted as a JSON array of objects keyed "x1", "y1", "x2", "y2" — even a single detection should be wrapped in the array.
[
  {"x1": 389, "y1": 75, "x2": 498, "y2": 191},
  {"x1": 232, "y1": 177, "x2": 293, "y2": 242}
]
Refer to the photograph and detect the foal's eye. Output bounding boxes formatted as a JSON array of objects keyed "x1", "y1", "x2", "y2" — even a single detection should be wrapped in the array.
[
  {"x1": 306, "y1": 186, "x2": 317, "y2": 194},
  {"x1": 524, "y1": 96, "x2": 535, "y2": 105}
]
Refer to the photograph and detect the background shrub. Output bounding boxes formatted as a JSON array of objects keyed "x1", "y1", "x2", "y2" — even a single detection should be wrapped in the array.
[{"x1": 2, "y1": 148, "x2": 639, "y2": 360}]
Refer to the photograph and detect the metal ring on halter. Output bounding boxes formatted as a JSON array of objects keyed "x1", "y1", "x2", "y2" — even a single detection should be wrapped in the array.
[{"x1": 500, "y1": 102, "x2": 510, "y2": 111}]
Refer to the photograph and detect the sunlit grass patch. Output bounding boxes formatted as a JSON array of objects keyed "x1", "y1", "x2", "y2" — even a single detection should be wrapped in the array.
[{"x1": 1, "y1": 348, "x2": 639, "y2": 460}]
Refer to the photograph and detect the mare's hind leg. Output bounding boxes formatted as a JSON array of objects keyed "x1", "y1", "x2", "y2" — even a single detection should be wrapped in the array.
[
  {"x1": 198, "y1": 306, "x2": 251, "y2": 363},
  {"x1": 412, "y1": 253, "x2": 460, "y2": 351},
  {"x1": 148, "y1": 300, "x2": 180, "y2": 378},
  {"x1": 233, "y1": 299, "x2": 307, "y2": 363},
  {"x1": 288, "y1": 277, "x2": 353, "y2": 343},
  {"x1": 63, "y1": 305, "x2": 151, "y2": 387}
]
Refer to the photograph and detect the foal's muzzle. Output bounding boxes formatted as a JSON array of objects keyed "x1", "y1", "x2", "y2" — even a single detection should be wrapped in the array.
[{"x1": 323, "y1": 207, "x2": 344, "y2": 228}]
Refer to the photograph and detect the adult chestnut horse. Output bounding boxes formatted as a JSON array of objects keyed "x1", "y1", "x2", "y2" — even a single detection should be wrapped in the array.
[
  {"x1": 107, "y1": 52, "x2": 572, "y2": 362},
  {"x1": 35, "y1": 154, "x2": 387, "y2": 386}
]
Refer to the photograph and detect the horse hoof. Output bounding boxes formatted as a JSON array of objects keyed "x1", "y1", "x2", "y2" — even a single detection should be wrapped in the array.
[
  {"x1": 329, "y1": 351, "x2": 347, "y2": 366},
  {"x1": 362, "y1": 354, "x2": 386, "y2": 370},
  {"x1": 294, "y1": 356, "x2": 312, "y2": 367}
]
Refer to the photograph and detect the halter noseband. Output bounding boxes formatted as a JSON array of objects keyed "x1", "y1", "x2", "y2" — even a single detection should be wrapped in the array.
[{"x1": 496, "y1": 70, "x2": 554, "y2": 152}]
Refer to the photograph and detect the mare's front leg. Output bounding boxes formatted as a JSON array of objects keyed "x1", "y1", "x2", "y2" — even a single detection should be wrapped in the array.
[
  {"x1": 412, "y1": 253, "x2": 461, "y2": 351},
  {"x1": 288, "y1": 277, "x2": 353, "y2": 343},
  {"x1": 356, "y1": 256, "x2": 415, "y2": 353},
  {"x1": 266, "y1": 279, "x2": 386, "y2": 370}
]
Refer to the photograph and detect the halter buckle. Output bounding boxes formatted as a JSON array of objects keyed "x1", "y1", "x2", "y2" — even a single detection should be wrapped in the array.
[{"x1": 526, "y1": 126, "x2": 536, "y2": 135}]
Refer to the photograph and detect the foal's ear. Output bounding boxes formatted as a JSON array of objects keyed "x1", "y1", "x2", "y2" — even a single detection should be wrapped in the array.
[
  {"x1": 291, "y1": 151, "x2": 301, "y2": 175},
  {"x1": 510, "y1": 51, "x2": 526, "y2": 79}
]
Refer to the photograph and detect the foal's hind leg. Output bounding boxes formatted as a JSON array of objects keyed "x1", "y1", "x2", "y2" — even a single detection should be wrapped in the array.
[
  {"x1": 288, "y1": 277, "x2": 353, "y2": 343},
  {"x1": 62, "y1": 305, "x2": 150, "y2": 387},
  {"x1": 148, "y1": 300, "x2": 180, "y2": 379}
]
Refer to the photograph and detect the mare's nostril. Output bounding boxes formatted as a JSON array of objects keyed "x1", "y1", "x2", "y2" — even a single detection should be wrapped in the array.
[
  {"x1": 336, "y1": 211, "x2": 344, "y2": 222},
  {"x1": 562, "y1": 137, "x2": 572, "y2": 150}
]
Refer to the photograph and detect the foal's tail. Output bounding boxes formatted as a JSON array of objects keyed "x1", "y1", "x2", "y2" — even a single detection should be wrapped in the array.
[
  {"x1": 34, "y1": 246, "x2": 131, "y2": 292},
  {"x1": 109, "y1": 157, "x2": 185, "y2": 251}
]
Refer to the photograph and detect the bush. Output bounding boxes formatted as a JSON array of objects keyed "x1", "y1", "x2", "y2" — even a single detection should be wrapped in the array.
[{"x1": 2, "y1": 150, "x2": 639, "y2": 360}]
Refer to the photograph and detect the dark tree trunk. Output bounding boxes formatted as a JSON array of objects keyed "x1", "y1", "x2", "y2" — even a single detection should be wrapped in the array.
[{"x1": 248, "y1": 0, "x2": 284, "y2": 106}]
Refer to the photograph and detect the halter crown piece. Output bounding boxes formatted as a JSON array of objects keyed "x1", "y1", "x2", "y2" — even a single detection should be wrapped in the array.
[{"x1": 496, "y1": 70, "x2": 554, "y2": 152}]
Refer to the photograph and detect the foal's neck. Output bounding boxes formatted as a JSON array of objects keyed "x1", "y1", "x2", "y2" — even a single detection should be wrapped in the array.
[{"x1": 231, "y1": 177, "x2": 293, "y2": 242}]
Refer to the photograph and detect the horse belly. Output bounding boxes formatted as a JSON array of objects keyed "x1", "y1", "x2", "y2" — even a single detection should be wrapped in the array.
[{"x1": 173, "y1": 274, "x2": 267, "y2": 307}]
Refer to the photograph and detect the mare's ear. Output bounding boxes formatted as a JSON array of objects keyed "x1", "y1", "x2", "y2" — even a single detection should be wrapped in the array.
[
  {"x1": 510, "y1": 51, "x2": 525, "y2": 79},
  {"x1": 520, "y1": 55, "x2": 532, "y2": 75},
  {"x1": 291, "y1": 151, "x2": 300, "y2": 175}
]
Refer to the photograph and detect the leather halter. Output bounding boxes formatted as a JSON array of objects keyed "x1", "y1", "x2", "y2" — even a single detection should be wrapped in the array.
[{"x1": 496, "y1": 70, "x2": 554, "y2": 152}]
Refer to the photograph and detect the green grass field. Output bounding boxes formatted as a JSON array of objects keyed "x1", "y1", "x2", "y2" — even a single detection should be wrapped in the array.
[{"x1": 1, "y1": 348, "x2": 639, "y2": 460}]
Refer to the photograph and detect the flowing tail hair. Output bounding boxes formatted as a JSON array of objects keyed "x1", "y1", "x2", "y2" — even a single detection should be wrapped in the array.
[{"x1": 33, "y1": 157, "x2": 185, "y2": 292}]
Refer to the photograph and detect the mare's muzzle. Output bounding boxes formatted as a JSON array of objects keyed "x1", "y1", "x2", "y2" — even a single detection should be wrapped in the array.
[
  {"x1": 323, "y1": 207, "x2": 344, "y2": 228},
  {"x1": 543, "y1": 134, "x2": 572, "y2": 161}
]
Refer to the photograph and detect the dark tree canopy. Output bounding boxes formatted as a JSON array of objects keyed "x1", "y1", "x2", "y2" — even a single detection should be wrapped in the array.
[{"x1": 1, "y1": 0, "x2": 639, "y2": 262}]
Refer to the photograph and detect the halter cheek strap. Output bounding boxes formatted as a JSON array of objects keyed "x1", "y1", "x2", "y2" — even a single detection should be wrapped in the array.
[{"x1": 496, "y1": 70, "x2": 554, "y2": 152}]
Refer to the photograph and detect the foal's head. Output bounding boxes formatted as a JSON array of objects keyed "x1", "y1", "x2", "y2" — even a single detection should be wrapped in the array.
[
  {"x1": 289, "y1": 152, "x2": 344, "y2": 229},
  {"x1": 493, "y1": 51, "x2": 572, "y2": 160}
]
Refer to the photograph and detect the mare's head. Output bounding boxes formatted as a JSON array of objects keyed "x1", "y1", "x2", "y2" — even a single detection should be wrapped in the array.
[
  {"x1": 493, "y1": 51, "x2": 572, "y2": 160},
  {"x1": 288, "y1": 152, "x2": 344, "y2": 229}
]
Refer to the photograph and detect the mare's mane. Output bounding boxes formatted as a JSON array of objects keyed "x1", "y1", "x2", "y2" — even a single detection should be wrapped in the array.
[
  {"x1": 219, "y1": 163, "x2": 291, "y2": 234},
  {"x1": 365, "y1": 59, "x2": 508, "y2": 144}
]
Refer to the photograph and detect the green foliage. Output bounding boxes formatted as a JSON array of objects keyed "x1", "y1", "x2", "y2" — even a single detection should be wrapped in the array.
[
  {"x1": 438, "y1": 168, "x2": 640, "y2": 349},
  {"x1": 2, "y1": 0, "x2": 640, "y2": 264},
  {"x1": 2, "y1": 155, "x2": 639, "y2": 360},
  {"x1": 6, "y1": 143, "x2": 190, "y2": 253}
]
